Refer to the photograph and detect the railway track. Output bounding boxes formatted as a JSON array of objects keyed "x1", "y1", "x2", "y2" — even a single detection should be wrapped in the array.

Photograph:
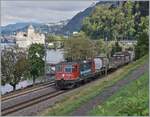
[
  {"x1": 1, "y1": 65, "x2": 124, "y2": 116},
  {"x1": 1, "y1": 90, "x2": 66, "y2": 116},
  {"x1": 2, "y1": 81, "x2": 55, "y2": 102}
]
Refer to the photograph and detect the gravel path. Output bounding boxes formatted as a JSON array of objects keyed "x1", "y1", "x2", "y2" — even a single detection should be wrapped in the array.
[{"x1": 71, "y1": 62, "x2": 148, "y2": 116}]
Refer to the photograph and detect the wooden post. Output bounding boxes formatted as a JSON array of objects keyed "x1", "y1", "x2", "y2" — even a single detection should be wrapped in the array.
[{"x1": 105, "y1": 36, "x2": 108, "y2": 76}]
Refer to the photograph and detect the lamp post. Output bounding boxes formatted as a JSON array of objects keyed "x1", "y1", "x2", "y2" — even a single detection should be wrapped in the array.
[{"x1": 105, "y1": 33, "x2": 108, "y2": 76}]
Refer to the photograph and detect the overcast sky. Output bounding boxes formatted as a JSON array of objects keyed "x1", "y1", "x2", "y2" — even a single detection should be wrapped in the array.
[{"x1": 1, "y1": 0, "x2": 99, "y2": 26}]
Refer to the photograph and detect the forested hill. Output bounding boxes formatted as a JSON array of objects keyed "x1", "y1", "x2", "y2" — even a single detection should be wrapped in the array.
[
  {"x1": 58, "y1": 1, "x2": 149, "y2": 35},
  {"x1": 80, "y1": 1, "x2": 149, "y2": 40},
  {"x1": 58, "y1": 1, "x2": 121, "y2": 35}
]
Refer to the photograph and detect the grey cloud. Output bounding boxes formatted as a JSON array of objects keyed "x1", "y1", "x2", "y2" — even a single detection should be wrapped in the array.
[
  {"x1": 1, "y1": 0, "x2": 99, "y2": 26},
  {"x1": 2, "y1": 1, "x2": 97, "y2": 11}
]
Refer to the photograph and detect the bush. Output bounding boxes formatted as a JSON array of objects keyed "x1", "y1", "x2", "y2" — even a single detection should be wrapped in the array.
[{"x1": 117, "y1": 96, "x2": 149, "y2": 116}]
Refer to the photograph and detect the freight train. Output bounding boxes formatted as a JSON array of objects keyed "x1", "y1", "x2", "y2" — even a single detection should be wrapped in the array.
[{"x1": 55, "y1": 51, "x2": 135, "y2": 89}]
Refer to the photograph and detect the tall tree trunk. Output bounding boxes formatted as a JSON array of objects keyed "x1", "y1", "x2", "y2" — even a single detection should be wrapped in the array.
[
  {"x1": 10, "y1": 82, "x2": 16, "y2": 91},
  {"x1": 33, "y1": 76, "x2": 36, "y2": 84},
  {"x1": 12, "y1": 84, "x2": 16, "y2": 91}
]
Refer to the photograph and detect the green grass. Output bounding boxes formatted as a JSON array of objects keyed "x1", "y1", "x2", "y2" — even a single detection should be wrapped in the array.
[
  {"x1": 89, "y1": 71, "x2": 149, "y2": 116},
  {"x1": 40, "y1": 55, "x2": 148, "y2": 116}
]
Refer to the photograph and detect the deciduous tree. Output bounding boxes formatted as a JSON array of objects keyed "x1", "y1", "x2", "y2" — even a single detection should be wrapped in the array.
[
  {"x1": 64, "y1": 32, "x2": 96, "y2": 61},
  {"x1": 135, "y1": 16, "x2": 149, "y2": 59},
  {"x1": 1, "y1": 48, "x2": 28, "y2": 90},
  {"x1": 111, "y1": 42, "x2": 122, "y2": 56},
  {"x1": 82, "y1": 1, "x2": 136, "y2": 40},
  {"x1": 28, "y1": 43, "x2": 45, "y2": 84}
]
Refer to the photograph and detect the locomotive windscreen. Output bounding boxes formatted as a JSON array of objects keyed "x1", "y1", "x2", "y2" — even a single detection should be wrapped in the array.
[
  {"x1": 65, "y1": 65, "x2": 72, "y2": 73},
  {"x1": 55, "y1": 64, "x2": 62, "y2": 72}
]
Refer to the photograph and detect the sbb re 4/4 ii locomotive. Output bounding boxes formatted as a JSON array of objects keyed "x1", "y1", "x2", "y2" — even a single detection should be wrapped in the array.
[{"x1": 55, "y1": 57, "x2": 108, "y2": 89}]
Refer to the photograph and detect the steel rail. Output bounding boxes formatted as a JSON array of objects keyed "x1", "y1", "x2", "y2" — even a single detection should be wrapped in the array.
[
  {"x1": 2, "y1": 81, "x2": 55, "y2": 102},
  {"x1": 2, "y1": 90, "x2": 66, "y2": 116}
]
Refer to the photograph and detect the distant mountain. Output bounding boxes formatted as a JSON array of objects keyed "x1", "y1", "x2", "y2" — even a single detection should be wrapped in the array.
[
  {"x1": 46, "y1": 20, "x2": 70, "y2": 34},
  {"x1": 1, "y1": 23, "x2": 28, "y2": 35},
  {"x1": 0, "y1": 22, "x2": 47, "y2": 35},
  {"x1": 1, "y1": 20, "x2": 70, "y2": 36}
]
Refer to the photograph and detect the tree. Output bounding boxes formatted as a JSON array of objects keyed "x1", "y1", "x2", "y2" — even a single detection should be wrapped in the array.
[
  {"x1": 1, "y1": 48, "x2": 28, "y2": 90},
  {"x1": 64, "y1": 32, "x2": 96, "y2": 61},
  {"x1": 111, "y1": 41, "x2": 122, "y2": 56},
  {"x1": 135, "y1": 16, "x2": 149, "y2": 59},
  {"x1": 82, "y1": 6, "x2": 114, "y2": 40},
  {"x1": 28, "y1": 43, "x2": 45, "y2": 84},
  {"x1": 121, "y1": 1, "x2": 136, "y2": 40},
  {"x1": 82, "y1": 1, "x2": 136, "y2": 40},
  {"x1": 95, "y1": 39, "x2": 106, "y2": 56},
  {"x1": 111, "y1": 7, "x2": 125, "y2": 40},
  {"x1": 47, "y1": 34, "x2": 64, "y2": 49}
]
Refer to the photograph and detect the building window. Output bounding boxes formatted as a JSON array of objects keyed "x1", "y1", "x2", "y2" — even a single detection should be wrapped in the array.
[{"x1": 23, "y1": 34, "x2": 27, "y2": 37}]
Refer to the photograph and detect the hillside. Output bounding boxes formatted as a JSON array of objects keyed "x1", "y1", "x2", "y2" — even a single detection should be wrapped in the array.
[
  {"x1": 1, "y1": 22, "x2": 47, "y2": 35},
  {"x1": 90, "y1": 71, "x2": 149, "y2": 116},
  {"x1": 58, "y1": 1, "x2": 149, "y2": 35},
  {"x1": 58, "y1": 1, "x2": 121, "y2": 35}
]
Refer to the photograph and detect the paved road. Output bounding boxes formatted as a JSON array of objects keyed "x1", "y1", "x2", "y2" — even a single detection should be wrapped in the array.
[{"x1": 71, "y1": 62, "x2": 148, "y2": 116}]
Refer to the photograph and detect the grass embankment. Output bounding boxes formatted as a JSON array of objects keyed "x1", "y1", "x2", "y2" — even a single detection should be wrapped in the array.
[
  {"x1": 89, "y1": 71, "x2": 149, "y2": 116},
  {"x1": 40, "y1": 55, "x2": 148, "y2": 116}
]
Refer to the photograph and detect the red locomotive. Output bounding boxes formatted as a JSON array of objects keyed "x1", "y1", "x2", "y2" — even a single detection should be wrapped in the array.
[{"x1": 55, "y1": 58, "x2": 105, "y2": 89}]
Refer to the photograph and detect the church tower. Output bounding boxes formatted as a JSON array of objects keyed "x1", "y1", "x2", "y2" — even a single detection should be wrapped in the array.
[{"x1": 27, "y1": 25, "x2": 34, "y2": 37}]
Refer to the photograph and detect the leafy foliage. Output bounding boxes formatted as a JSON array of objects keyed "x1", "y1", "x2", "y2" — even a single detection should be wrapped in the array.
[
  {"x1": 47, "y1": 34, "x2": 64, "y2": 42},
  {"x1": 111, "y1": 42, "x2": 122, "y2": 56},
  {"x1": 95, "y1": 39, "x2": 106, "y2": 55},
  {"x1": 135, "y1": 16, "x2": 149, "y2": 59},
  {"x1": 82, "y1": 6, "x2": 114, "y2": 39},
  {"x1": 47, "y1": 34, "x2": 64, "y2": 49},
  {"x1": 64, "y1": 32, "x2": 96, "y2": 61},
  {"x1": 1, "y1": 48, "x2": 28, "y2": 90},
  {"x1": 28, "y1": 43, "x2": 45, "y2": 83},
  {"x1": 82, "y1": 1, "x2": 136, "y2": 40},
  {"x1": 117, "y1": 97, "x2": 149, "y2": 115},
  {"x1": 117, "y1": 76, "x2": 149, "y2": 116},
  {"x1": 64, "y1": 32, "x2": 118, "y2": 60}
]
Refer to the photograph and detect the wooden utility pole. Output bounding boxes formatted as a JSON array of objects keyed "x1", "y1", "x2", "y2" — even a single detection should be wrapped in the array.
[
  {"x1": 44, "y1": 33, "x2": 47, "y2": 82},
  {"x1": 105, "y1": 36, "x2": 108, "y2": 76}
]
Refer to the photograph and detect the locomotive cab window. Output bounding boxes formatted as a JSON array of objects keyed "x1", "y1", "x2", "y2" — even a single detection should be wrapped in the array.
[
  {"x1": 64, "y1": 65, "x2": 72, "y2": 73},
  {"x1": 56, "y1": 64, "x2": 62, "y2": 72}
]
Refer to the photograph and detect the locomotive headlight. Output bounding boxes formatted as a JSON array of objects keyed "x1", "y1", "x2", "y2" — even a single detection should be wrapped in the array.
[{"x1": 62, "y1": 74, "x2": 65, "y2": 77}]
